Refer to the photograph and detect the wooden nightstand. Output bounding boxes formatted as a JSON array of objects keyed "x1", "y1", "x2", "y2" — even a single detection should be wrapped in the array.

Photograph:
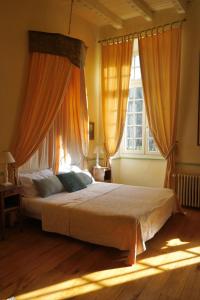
[
  {"x1": 93, "y1": 166, "x2": 111, "y2": 182},
  {"x1": 0, "y1": 185, "x2": 23, "y2": 240}
]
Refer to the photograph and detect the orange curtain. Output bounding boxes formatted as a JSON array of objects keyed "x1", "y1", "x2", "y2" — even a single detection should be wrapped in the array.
[
  {"x1": 48, "y1": 65, "x2": 89, "y2": 173},
  {"x1": 138, "y1": 27, "x2": 182, "y2": 188},
  {"x1": 12, "y1": 52, "x2": 72, "y2": 167},
  {"x1": 101, "y1": 40, "x2": 133, "y2": 162}
]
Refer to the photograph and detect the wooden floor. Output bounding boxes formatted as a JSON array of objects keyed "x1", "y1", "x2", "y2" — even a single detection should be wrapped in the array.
[{"x1": 0, "y1": 209, "x2": 200, "y2": 300}]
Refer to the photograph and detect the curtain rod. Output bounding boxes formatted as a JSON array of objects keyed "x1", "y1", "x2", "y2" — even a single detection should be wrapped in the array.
[
  {"x1": 67, "y1": 0, "x2": 74, "y2": 35},
  {"x1": 98, "y1": 18, "x2": 186, "y2": 44}
]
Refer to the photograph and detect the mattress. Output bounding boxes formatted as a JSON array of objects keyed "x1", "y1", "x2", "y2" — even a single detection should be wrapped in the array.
[{"x1": 22, "y1": 182, "x2": 175, "y2": 246}]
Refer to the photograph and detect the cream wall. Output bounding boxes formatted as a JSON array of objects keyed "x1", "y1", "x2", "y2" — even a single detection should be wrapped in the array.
[
  {"x1": 0, "y1": 0, "x2": 100, "y2": 177},
  {"x1": 112, "y1": 158, "x2": 166, "y2": 187},
  {"x1": 100, "y1": 0, "x2": 200, "y2": 187},
  {"x1": 176, "y1": 0, "x2": 200, "y2": 172}
]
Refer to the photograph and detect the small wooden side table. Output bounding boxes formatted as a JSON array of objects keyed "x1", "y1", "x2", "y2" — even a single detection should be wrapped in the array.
[
  {"x1": 93, "y1": 166, "x2": 111, "y2": 182},
  {"x1": 0, "y1": 185, "x2": 22, "y2": 240}
]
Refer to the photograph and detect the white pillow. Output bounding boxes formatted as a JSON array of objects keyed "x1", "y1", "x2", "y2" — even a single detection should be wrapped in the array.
[
  {"x1": 19, "y1": 173, "x2": 43, "y2": 197},
  {"x1": 58, "y1": 165, "x2": 81, "y2": 174},
  {"x1": 39, "y1": 169, "x2": 53, "y2": 177},
  {"x1": 70, "y1": 165, "x2": 82, "y2": 173},
  {"x1": 19, "y1": 169, "x2": 54, "y2": 197}
]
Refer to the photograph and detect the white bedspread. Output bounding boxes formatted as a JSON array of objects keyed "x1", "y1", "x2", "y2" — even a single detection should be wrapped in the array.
[{"x1": 40, "y1": 182, "x2": 175, "y2": 255}]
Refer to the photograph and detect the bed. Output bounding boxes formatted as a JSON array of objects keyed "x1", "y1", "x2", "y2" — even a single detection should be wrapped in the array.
[{"x1": 21, "y1": 170, "x2": 175, "y2": 265}]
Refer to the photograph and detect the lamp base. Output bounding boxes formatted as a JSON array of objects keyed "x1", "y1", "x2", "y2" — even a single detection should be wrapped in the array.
[{"x1": 1, "y1": 181, "x2": 13, "y2": 187}]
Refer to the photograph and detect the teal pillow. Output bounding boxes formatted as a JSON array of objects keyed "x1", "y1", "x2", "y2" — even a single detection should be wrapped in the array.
[
  {"x1": 33, "y1": 175, "x2": 64, "y2": 198},
  {"x1": 76, "y1": 172, "x2": 93, "y2": 185},
  {"x1": 57, "y1": 172, "x2": 87, "y2": 192}
]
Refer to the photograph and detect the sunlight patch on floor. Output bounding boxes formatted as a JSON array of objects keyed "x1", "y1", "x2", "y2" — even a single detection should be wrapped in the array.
[
  {"x1": 187, "y1": 246, "x2": 200, "y2": 255},
  {"x1": 16, "y1": 244, "x2": 200, "y2": 300},
  {"x1": 161, "y1": 238, "x2": 190, "y2": 249},
  {"x1": 141, "y1": 250, "x2": 196, "y2": 267}
]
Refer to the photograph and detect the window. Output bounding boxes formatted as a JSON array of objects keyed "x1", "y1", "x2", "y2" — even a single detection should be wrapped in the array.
[{"x1": 122, "y1": 43, "x2": 159, "y2": 156}]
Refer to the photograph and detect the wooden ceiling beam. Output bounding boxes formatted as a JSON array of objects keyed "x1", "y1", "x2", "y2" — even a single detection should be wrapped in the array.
[
  {"x1": 128, "y1": 0, "x2": 153, "y2": 21},
  {"x1": 171, "y1": 0, "x2": 187, "y2": 14},
  {"x1": 77, "y1": 0, "x2": 123, "y2": 29}
]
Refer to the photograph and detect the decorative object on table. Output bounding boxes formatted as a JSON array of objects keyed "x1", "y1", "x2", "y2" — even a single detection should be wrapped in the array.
[
  {"x1": 89, "y1": 122, "x2": 94, "y2": 140},
  {"x1": 93, "y1": 145, "x2": 104, "y2": 167},
  {"x1": 0, "y1": 151, "x2": 15, "y2": 186}
]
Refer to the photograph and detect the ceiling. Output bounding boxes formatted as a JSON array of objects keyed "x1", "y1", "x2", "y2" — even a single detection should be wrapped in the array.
[{"x1": 73, "y1": 0, "x2": 189, "y2": 29}]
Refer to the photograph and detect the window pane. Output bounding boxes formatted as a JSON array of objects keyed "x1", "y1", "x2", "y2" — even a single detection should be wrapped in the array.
[
  {"x1": 148, "y1": 138, "x2": 157, "y2": 152},
  {"x1": 135, "y1": 100, "x2": 143, "y2": 112},
  {"x1": 135, "y1": 67, "x2": 141, "y2": 80},
  {"x1": 130, "y1": 72, "x2": 134, "y2": 80},
  {"x1": 135, "y1": 55, "x2": 140, "y2": 67},
  {"x1": 149, "y1": 129, "x2": 153, "y2": 138},
  {"x1": 127, "y1": 139, "x2": 134, "y2": 149},
  {"x1": 128, "y1": 101, "x2": 134, "y2": 112},
  {"x1": 134, "y1": 139, "x2": 142, "y2": 150},
  {"x1": 129, "y1": 88, "x2": 134, "y2": 98},
  {"x1": 127, "y1": 114, "x2": 134, "y2": 125},
  {"x1": 134, "y1": 126, "x2": 142, "y2": 138},
  {"x1": 134, "y1": 87, "x2": 143, "y2": 99},
  {"x1": 135, "y1": 113, "x2": 142, "y2": 125},
  {"x1": 127, "y1": 126, "x2": 133, "y2": 138}
]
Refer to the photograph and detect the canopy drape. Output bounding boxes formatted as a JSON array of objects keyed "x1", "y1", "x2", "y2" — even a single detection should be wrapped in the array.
[
  {"x1": 52, "y1": 65, "x2": 89, "y2": 172},
  {"x1": 12, "y1": 31, "x2": 88, "y2": 171},
  {"x1": 101, "y1": 40, "x2": 133, "y2": 163},
  {"x1": 13, "y1": 52, "x2": 72, "y2": 167},
  {"x1": 138, "y1": 27, "x2": 182, "y2": 188}
]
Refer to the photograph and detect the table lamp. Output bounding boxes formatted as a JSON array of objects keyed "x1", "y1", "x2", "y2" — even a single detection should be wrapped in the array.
[{"x1": 0, "y1": 151, "x2": 15, "y2": 186}]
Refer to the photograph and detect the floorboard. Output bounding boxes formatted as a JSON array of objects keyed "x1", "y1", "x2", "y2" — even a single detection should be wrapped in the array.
[{"x1": 0, "y1": 208, "x2": 200, "y2": 300}]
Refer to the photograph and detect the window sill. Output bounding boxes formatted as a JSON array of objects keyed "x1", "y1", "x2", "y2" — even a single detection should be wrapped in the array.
[{"x1": 112, "y1": 153, "x2": 164, "y2": 161}]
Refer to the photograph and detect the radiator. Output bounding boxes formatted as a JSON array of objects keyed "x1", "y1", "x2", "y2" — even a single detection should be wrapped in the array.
[{"x1": 175, "y1": 174, "x2": 200, "y2": 208}]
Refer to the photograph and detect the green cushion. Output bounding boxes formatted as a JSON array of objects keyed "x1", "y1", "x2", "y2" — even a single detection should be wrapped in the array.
[
  {"x1": 76, "y1": 172, "x2": 93, "y2": 185},
  {"x1": 33, "y1": 175, "x2": 64, "y2": 198},
  {"x1": 57, "y1": 172, "x2": 87, "y2": 192}
]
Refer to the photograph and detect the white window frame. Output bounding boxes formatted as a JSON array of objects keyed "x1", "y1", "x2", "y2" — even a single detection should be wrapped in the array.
[{"x1": 119, "y1": 48, "x2": 162, "y2": 160}]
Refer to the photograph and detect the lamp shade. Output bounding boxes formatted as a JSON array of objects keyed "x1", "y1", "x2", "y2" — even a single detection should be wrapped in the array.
[{"x1": 0, "y1": 151, "x2": 15, "y2": 164}]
